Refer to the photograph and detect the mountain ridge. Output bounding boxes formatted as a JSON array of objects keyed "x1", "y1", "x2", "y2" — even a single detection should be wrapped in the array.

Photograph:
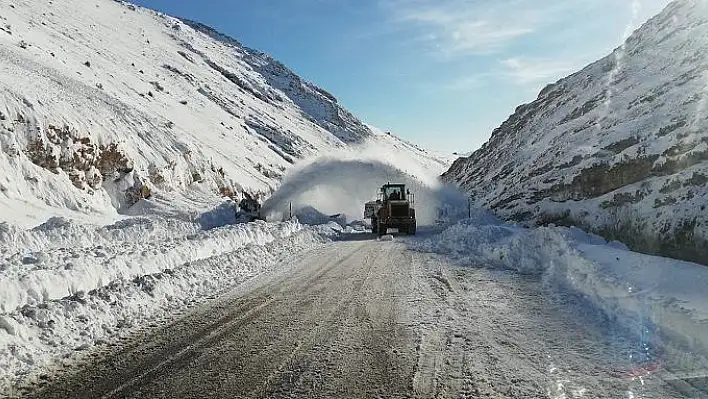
[
  {"x1": 0, "y1": 0, "x2": 450, "y2": 226},
  {"x1": 442, "y1": 0, "x2": 708, "y2": 264}
]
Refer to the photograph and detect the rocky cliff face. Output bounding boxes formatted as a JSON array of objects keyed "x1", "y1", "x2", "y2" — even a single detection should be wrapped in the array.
[{"x1": 443, "y1": 0, "x2": 708, "y2": 264}]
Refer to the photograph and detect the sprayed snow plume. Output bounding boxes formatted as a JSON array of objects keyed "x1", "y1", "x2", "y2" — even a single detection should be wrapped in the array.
[{"x1": 261, "y1": 157, "x2": 467, "y2": 225}]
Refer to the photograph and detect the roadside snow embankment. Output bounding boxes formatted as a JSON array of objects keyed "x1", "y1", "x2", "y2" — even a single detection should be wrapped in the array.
[
  {"x1": 0, "y1": 216, "x2": 337, "y2": 393},
  {"x1": 0, "y1": 217, "x2": 302, "y2": 313},
  {"x1": 411, "y1": 211, "x2": 708, "y2": 366}
]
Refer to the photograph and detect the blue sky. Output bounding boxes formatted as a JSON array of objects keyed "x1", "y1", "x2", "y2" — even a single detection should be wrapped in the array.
[{"x1": 131, "y1": 0, "x2": 671, "y2": 153}]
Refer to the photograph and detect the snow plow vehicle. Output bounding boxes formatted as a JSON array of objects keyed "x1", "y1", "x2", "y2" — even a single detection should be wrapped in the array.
[
  {"x1": 237, "y1": 195, "x2": 264, "y2": 222},
  {"x1": 364, "y1": 183, "x2": 416, "y2": 236}
]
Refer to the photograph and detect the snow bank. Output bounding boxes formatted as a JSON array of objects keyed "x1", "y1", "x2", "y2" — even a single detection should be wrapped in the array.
[
  {"x1": 0, "y1": 216, "x2": 305, "y2": 313},
  {"x1": 0, "y1": 217, "x2": 338, "y2": 393},
  {"x1": 292, "y1": 206, "x2": 346, "y2": 227},
  {"x1": 410, "y1": 211, "x2": 708, "y2": 370},
  {"x1": 197, "y1": 201, "x2": 239, "y2": 229}
]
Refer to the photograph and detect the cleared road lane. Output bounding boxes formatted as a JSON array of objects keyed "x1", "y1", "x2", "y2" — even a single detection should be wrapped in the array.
[{"x1": 29, "y1": 237, "x2": 688, "y2": 398}]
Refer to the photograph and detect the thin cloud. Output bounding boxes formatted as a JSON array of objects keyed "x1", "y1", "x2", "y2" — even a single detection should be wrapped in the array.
[
  {"x1": 377, "y1": 0, "x2": 674, "y2": 101},
  {"x1": 382, "y1": 0, "x2": 672, "y2": 59},
  {"x1": 437, "y1": 74, "x2": 493, "y2": 92},
  {"x1": 385, "y1": 0, "x2": 540, "y2": 56},
  {"x1": 433, "y1": 59, "x2": 574, "y2": 95},
  {"x1": 397, "y1": 8, "x2": 534, "y2": 55},
  {"x1": 443, "y1": 75, "x2": 485, "y2": 91},
  {"x1": 500, "y1": 57, "x2": 577, "y2": 85}
]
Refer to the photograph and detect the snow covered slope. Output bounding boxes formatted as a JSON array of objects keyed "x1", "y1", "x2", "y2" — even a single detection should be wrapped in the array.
[
  {"x1": 443, "y1": 0, "x2": 708, "y2": 264},
  {"x1": 0, "y1": 0, "x2": 447, "y2": 227}
]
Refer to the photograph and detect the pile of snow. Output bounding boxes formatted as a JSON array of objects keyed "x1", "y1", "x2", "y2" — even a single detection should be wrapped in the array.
[
  {"x1": 379, "y1": 234, "x2": 395, "y2": 242},
  {"x1": 0, "y1": 215, "x2": 339, "y2": 393},
  {"x1": 197, "y1": 200, "x2": 239, "y2": 229},
  {"x1": 291, "y1": 206, "x2": 346, "y2": 227},
  {"x1": 410, "y1": 210, "x2": 708, "y2": 374},
  {"x1": 0, "y1": 217, "x2": 301, "y2": 313}
]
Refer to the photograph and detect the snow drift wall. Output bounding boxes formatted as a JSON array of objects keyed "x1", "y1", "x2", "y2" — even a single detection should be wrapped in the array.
[
  {"x1": 410, "y1": 212, "x2": 708, "y2": 376},
  {"x1": 0, "y1": 219, "x2": 338, "y2": 393}
]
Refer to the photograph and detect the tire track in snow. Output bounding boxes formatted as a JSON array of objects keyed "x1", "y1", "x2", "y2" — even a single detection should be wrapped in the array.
[
  {"x1": 27, "y1": 236, "x2": 692, "y2": 398},
  {"x1": 410, "y1": 251, "x2": 688, "y2": 398},
  {"x1": 100, "y1": 297, "x2": 276, "y2": 399}
]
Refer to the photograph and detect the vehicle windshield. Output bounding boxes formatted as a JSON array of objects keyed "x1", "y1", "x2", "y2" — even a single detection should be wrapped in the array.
[{"x1": 383, "y1": 185, "x2": 406, "y2": 200}]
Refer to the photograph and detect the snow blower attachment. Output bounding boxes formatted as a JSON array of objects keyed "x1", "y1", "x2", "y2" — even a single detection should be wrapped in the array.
[
  {"x1": 237, "y1": 194, "x2": 264, "y2": 222},
  {"x1": 364, "y1": 183, "x2": 417, "y2": 236}
]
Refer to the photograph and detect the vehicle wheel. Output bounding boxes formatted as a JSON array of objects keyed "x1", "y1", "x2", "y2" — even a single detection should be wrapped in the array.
[
  {"x1": 410, "y1": 223, "x2": 417, "y2": 235},
  {"x1": 371, "y1": 218, "x2": 378, "y2": 233},
  {"x1": 378, "y1": 223, "x2": 387, "y2": 236}
]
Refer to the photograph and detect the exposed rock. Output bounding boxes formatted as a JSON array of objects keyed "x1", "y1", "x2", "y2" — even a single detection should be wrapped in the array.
[{"x1": 443, "y1": 0, "x2": 708, "y2": 265}]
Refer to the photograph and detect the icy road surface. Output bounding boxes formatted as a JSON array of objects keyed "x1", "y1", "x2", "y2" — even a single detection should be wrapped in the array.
[{"x1": 30, "y1": 238, "x2": 690, "y2": 398}]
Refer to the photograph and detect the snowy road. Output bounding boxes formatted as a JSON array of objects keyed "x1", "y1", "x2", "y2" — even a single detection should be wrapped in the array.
[{"x1": 28, "y1": 237, "x2": 691, "y2": 398}]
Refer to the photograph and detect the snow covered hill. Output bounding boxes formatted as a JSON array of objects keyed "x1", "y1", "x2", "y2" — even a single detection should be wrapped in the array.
[
  {"x1": 0, "y1": 0, "x2": 449, "y2": 227},
  {"x1": 443, "y1": 0, "x2": 708, "y2": 265}
]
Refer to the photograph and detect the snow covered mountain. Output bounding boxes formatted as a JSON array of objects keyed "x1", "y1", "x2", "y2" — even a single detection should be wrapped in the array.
[
  {"x1": 443, "y1": 0, "x2": 708, "y2": 264},
  {"x1": 0, "y1": 0, "x2": 449, "y2": 226}
]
